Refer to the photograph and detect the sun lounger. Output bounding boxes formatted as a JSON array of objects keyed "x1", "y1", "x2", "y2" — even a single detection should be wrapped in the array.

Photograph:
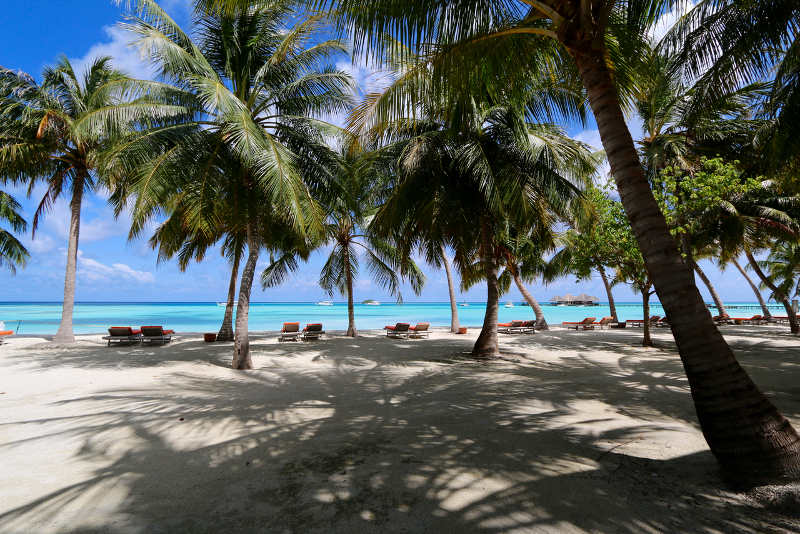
[
  {"x1": 102, "y1": 326, "x2": 142, "y2": 346},
  {"x1": 302, "y1": 323, "x2": 325, "y2": 341},
  {"x1": 385, "y1": 323, "x2": 410, "y2": 338},
  {"x1": 592, "y1": 316, "x2": 616, "y2": 329},
  {"x1": 279, "y1": 322, "x2": 301, "y2": 342},
  {"x1": 563, "y1": 317, "x2": 596, "y2": 330},
  {"x1": 712, "y1": 314, "x2": 730, "y2": 325},
  {"x1": 409, "y1": 322, "x2": 430, "y2": 338},
  {"x1": 499, "y1": 320, "x2": 525, "y2": 334},
  {"x1": 730, "y1": 315, "x2": 763, "y2": 325},
  {"x1": 140, "y1": 325, "x2": 174, "y2": 344},
  {"x1": 774, "y1": 316, "x2": 789, "y2": 324},
  {"x1": 0, "y1": 330, "x2": 13, "y2": 345}
]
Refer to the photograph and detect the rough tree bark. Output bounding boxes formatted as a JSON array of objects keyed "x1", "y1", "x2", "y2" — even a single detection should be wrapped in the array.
[
  {"x1": 746, "y1": 251, "x2": 798, "y2": 334},
  {"x1": 344, "y1": 244, "x2": 357, "y2": 337},
  {"x1": 732, "y1": 258, "x2": 772, "y2": 321},
  {"x1": 597, "y1": 264, "x2": 618, "y2": 322},
  {"x1": 473, "y1": 222, "x2": 500, "y2": 357},
  {"x1": 441, "y1": 244, "x2": 460, "y2": 333},
  {"x1": 512, "y1": 270, "x2": 546, "y2": 330},
  {"x1": 640, "y1": 284, "x2": 653, "y2": 347},
  {"x1": 53, "y1": 178, "x2": 84, "y2": 343},
  {"x1": 232, "y1": 227, "x2": 259, "y2": 370},
  {"x1": 217, "y1": 248, "x2": 241, "y2": 342},
  {"x1": 694, "y1": 262, "x2": 728, "y2": 318},
  {"x1": 570, "y1": 44, "x2": 800, "y2": 481}
]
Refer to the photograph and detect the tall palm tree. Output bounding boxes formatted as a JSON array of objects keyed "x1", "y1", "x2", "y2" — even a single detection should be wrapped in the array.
[
  {"x1": 497, "y1": 230, "x2": 552, "y2": 330},
  {"x1": 439, "y1": 246, "x2": 461, "y2": 333},
  {"x1": 106, "y1": 0, "x2": 353, "y2": 367},
  {"x1": 0, "y1": 189, "x2": 28, "y2": 272},
  {"x1": 310, "y1": 0, "x2": 800, "y2": 480},
  {"x1": 0, "y1": 58, "x2": 142, "y2": 342},
  {"x1": 729, "y1": 257, "x2": 773, "y2": 321}
]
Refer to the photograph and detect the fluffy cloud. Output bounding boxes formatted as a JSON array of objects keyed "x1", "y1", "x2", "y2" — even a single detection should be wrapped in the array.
[
  {"x1": 71, "y1": 25, "x2": 154, "y2": 80},
  {"x1": 78, "y1": 250, "x2": 154, "y2": 283},
  {"x1": 649, "y1": 1, "x2": 698, "y2": 43}
]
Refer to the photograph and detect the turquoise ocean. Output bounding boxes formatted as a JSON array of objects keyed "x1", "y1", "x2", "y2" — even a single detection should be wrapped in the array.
[{"x1": 0, "y1": 301, "x2": 778, "y2": 335}]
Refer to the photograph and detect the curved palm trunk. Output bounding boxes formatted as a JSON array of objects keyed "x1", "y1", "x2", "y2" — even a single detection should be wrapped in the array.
[
  {"x1": 217, "y1": 248, "x2": 242, "y2": 342},
  {"x1": 441, "y1": 245, "x2": 460, "y2": 333},
  {"x1": 573, "y1": 50, "x2": 800, "y2": 481},
  {"x1": 344, "y1": 245, "x2": 357, "y2": 337},
  {"x1": 597, "y1": 265, "x2": 618, "y2": 322},
  {"x1": 733, "y1": 258, "x2": 772, "y2": 321},
  {"x1": 512, "y1": 271, "x2": 545, "y2": 330},
  {"x1": 641, "y1": 284, "x2": 653, "y2": 347},
  {"x1": 232, "y1": 229, "x2": 259, "y2": 370},
  {"x1": 694, "y1": 262, "x2": 727, "y2": 317},
  {"x1": 54, "y1": 181, "x2": 84, "y2": 343},
  {"x1": 473, "y1": 222, "x2": 500, "y2": 357},
  {"x1": 746, "y1": 251, "x2": 798, "y2": 334}
]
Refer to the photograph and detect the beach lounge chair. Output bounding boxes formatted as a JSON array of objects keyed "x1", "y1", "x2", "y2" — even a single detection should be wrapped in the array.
[
  {"x1": 279, "y1": 322, "x2": 301, "y2": 342},
  {"x1": 302, "y1": 323, "x2": 325, "y2": 341},
  {"x1": 730, "y1": 315, "x2": 763, "y2": 325},
  {"x1": 140, "y1": 325, "x2": 174, "y2": 344},
  {"x1": 592, "y1": 317, "x2": 616, "y2": 329},
  {"x1": 409, "y1": 322, "x2": 430, "y2": 338},
  {"x1": 499, "y1": 320, "x2": 525, "y2": 334},
  {"x1": 519, "y1": 320, "x2": 536, "y2": 334},
  {"x1": 385, "y1": 323, "x2": 410, "y2": 338},
  {"x1": 626, "y1": 319, "x2": 644, "y2": 327},
  {"x1": 712, "y1": 314, "x2": 730, "y2": 325},
  {"x1": 563, "y1": 317, "x2": 596, "y2": 330},
  {"x1": 774, "y1": 316, "x2": 789, "y2": 324},
  {"x1": 102, "y1": 326, "x2": 142, "y2": 346},
  {"x1": 0, "y1": 323, "x2": 13, "y2": 345}
]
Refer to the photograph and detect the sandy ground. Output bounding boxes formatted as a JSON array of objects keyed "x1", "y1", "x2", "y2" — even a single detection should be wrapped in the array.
[{"x1": 0, "y1": 325, "x2": 799, "y2": 534}]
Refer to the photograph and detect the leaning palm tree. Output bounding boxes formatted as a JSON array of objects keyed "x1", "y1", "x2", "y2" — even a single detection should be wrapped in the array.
[
  {"x1": 104, "y1": 0, "x2": 353, "y2": 368},
  {"x1": 0, "y1": 58, "x2": 143, "y2": 342},
  {"x1": 303, "y1": 0, "x2": 800, "y2": 481},
  {"x1": 0, "y1": 189, "x2": 28, "y2": 273},
  {"x1": 497, "y1": 228, "x2": 554, "y2": 330}
]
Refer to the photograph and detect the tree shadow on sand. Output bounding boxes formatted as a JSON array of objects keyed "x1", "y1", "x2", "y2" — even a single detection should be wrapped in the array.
[{"x1": 1, "y1": 333, "x2": 799, "y2": 533}]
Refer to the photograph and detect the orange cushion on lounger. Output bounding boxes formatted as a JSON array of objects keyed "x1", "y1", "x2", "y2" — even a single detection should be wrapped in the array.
[
  {"x1": 384, "y1": 325, "x2": 396, "y2": 330},
  {"x1": 0, "y1": 330, "x2": 13, "y2": 336},
  {"x1": 304, "y1": 324, "x2": 322, "y2": 331},
  {"x1": 163, "y1": 329, "x2": 174, "y2": 335}
]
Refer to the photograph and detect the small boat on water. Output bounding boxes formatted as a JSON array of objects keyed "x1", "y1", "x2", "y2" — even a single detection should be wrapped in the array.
[
  {"x1": 459, "y1": 302, "x2": 469, "y2": 307},
  {"x1": 362, "y1": 299, "x2": 380, "y2": 306},
  {"x1": 504, "y1": 301, "x2": 514, "y2": 308},
  {"x1": 316, "y1": 300, "x2": 334, "y2": 306},
  {"x1": 216, "y1": 302, "x2": 227, "y2": 307}
]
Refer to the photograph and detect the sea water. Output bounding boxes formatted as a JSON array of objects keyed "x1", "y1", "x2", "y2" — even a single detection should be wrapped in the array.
[{"x1": 0, "y1": 301, "x2": 777, "y2": 335}]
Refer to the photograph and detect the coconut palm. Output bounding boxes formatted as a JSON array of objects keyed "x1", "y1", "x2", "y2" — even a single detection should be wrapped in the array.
[
  {"x1": 103, "y1": 0, "x2": 353, "y2": 368},
  {"x1": 313, "y1": 0, "x2": 800, "y2": 479},
  {"x1": 0, "y1": 58, "x2": 156, "y2": 342},
  {"x1": 0, "y1": 189, "x2": 28, "y2": 273},
  {"x1": 497, "y1": 228, "x2": 553, "y2": 330},
  {"x1": 758, "y1": 241, "x2": 800, "y2": 309}
]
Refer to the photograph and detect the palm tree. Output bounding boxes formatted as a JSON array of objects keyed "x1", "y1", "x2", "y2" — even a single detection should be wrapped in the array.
[
  {"x1": 107, "y1": 0, "x2": 353, "y2": 367},
  {"x1": 0, "y1": 189, "x2": 28, "y2": 272},
  {"x1": 498, "y1": 230, "x2": 552, "y2": 330},
  {"x1": 279, "y1": 147, "x2": 424, "y2": 337},
  {"x1": 319, "y1": 0, "x2": 800, "y2": 479},
  {"x1": 439, "y1": 246, "x2": 461, "y2": 333},
  {"x1": 729, "y1": 257, "x2": 773, "y2": 321},
  {"x1": 0, "y1": 58, "x2": 142, "y2": 342},
  {"x1": 760, "y1": 242, "x2": 800, "y2": 307}
]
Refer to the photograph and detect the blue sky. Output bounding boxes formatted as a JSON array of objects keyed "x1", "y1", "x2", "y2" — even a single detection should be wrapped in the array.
[{"x1": 0, "y1": 0, "x2": 763, "y2": 304}]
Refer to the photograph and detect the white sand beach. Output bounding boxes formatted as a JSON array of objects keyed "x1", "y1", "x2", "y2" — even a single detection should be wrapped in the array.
[{"x1": 0, "y1": 326, "x2": 798, "y2": 533}]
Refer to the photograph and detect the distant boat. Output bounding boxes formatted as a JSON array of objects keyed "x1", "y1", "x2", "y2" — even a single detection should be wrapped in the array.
[
  {"x1": 459, "y1": 302, "x2": 469, "y2": 307},
  {"x1": 504, "y1": 301, "x2": 514, "y2": 308},
  {"x1": 362, "y1": 299, "x2": 380, "y2": 305},
  {"x1": 316, "y1": 300, "x2": 334, "y2": 306},
  {"x1": 216, "y1": 302, "x2": 227, "y2": 307}
]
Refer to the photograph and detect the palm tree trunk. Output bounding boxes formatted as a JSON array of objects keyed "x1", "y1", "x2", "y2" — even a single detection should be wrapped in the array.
[
  {"x1": 232, "y1": 227, "x2": 259, "y2": 370},
  {"x1": 473, "y1": 221, "x2": 500, "y2": 357},
  {"x1": 641, "y1": 284, "x2": 653, "y2": 347},
  {"x1": 694, "y1": 262, "x2": 728, "y2": 317},
  {"x1": 512, "y1": 270, "x2": 545, "y2": 330},
  {"x1": 597, "y1": 265, "x2": 618, "y2": 322},
  {"x1": 572, "y1": 49, "x2": 800, "y2": 481},
  {"x1": 746, "y1": 251, "x2": 798, "y2": 334},
  {"x1": 441, "y1": 244, "x2": 460, "y2": 333},
  {"x1": 54, "y1": 180, "x2": 84, "y2": 343},
  {"x1": 344, "y1": 245, "x2": 357, "y2": 337},
  {"x1": 217, "y1": 247, "x2": 241, "y2": 342},
  {"x1": 732, "y1": 258, "x2": 772, "y2": 321}
]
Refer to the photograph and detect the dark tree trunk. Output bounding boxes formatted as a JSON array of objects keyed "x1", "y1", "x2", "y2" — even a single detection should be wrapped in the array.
[
  {"x1": 473, "y1": 222, "x2": 500, "y2": 357},
  {"x1": 441, "y1": 244, "x2": 460, "y2": 333},
  {"x1": 733, "y1": 258, "x2": 772, "y2": 321},
  {"x1": 344, "y1": 244, "x2": 357, "y2": 337},
  {"x1": 54, "y1": 178, "x2": 84, "y2": 343},
  {"x1": 694, "y1": 262, "x2": 728, "y2": 318},
  {"x1": 571, "y1": 48, "x2": 800, "y2": 482},
  {"x1": 597, "y1": 264, "x2": 618, "y2": 322},
  {"x1": 512, "y1": 270, "x2": 545, "y2": 330},
  {"x1": 746, "y1": 251, "x2": 798, "y2": 334},
  {"x1": 217, "y1": 247, "x2": 241, "y2": 342},
  {"x1": 232, "y1": 227, "x2": 259, "y2": 370},
  {"x1": 641, "y1": 285, "x2": 653, "y2": 347}
]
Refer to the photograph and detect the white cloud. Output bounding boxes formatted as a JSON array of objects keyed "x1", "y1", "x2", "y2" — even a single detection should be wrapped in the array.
[
  {"x1": 574, "y1": 129, "x2": 602, "y2": 151},
  {"x1": 71, "y1": 25, "x2": 154, "y2": 80},
  {"x1": 78, "y1": 250, "x2": 154, "y2": 284},
  {"x1": 26, "y1": 234, "x2": 57, "y2": 254},
  {"x1": 649, "y1": 1, "x2": 697, "y2": 43}
]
